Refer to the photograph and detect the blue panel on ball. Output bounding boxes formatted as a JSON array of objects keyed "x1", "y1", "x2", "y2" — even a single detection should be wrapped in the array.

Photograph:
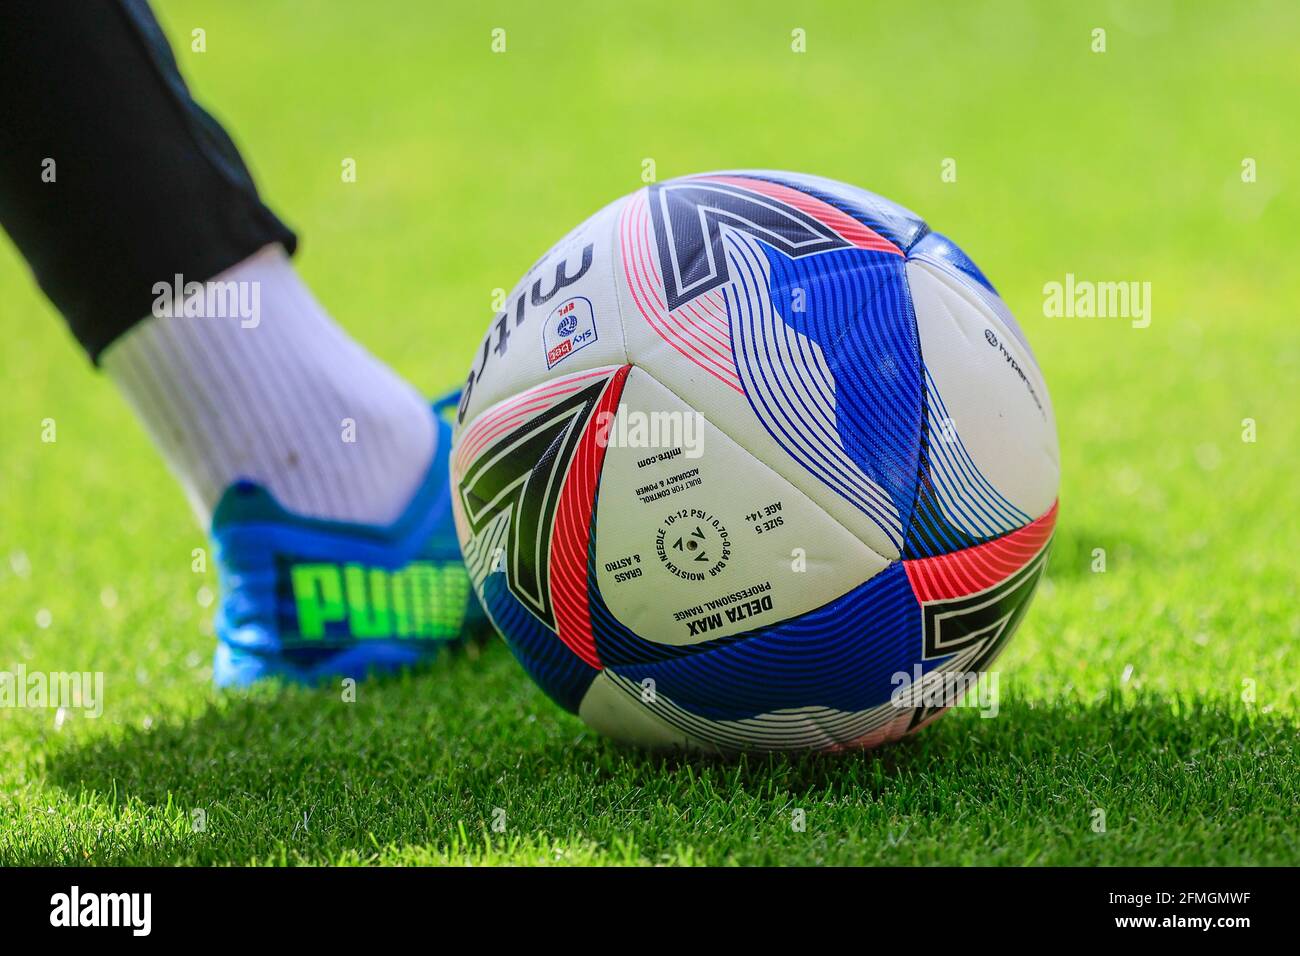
[
  {"x1": 909, "y1": 231, "x2": 997, "y2": 294},
  {"x1": 601, "y1": 563, "x2": 929, "y2": 722},
  {"x1": 481, "y1": 572, "x2": 598, "y2": 713},
  {"x1": 758, "y1": 244, "x2": 925, "y2": 538}
]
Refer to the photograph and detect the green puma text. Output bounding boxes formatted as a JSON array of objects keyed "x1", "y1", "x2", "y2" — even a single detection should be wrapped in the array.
[{"x1": 290, "y1": 561, "x2": 469, "y2": 640}]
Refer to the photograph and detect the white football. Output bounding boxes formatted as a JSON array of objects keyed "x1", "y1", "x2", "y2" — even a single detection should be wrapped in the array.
[{"x1": 450, "y1": 171, "x2": 1058, "y2": 752}]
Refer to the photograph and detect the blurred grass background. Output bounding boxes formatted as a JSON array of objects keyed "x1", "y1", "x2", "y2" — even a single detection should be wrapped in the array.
[{"x1": 1, "y1": 0, "x2": 1297, "y2": 865}]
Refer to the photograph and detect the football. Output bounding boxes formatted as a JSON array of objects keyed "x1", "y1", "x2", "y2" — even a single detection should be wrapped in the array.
[{"x1": 450, "y1": 171, "x2": 1059, "y2": 752}]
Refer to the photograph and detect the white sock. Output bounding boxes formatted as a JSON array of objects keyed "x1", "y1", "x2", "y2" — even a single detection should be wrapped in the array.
[{"x1": 102, "y1": 245, "x2": 435, "y2": 527}]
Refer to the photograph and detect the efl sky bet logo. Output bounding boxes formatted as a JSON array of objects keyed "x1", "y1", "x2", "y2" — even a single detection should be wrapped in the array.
[
  {"x1": 288, "y1": 560, "x2": 470, "y2": 642},
  {"x1": 544, "y1": 295, "x2": 597, "y2": 368}
]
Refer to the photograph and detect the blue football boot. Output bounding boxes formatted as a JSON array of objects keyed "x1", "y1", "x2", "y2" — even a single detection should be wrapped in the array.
[{"x1": 211, "y1": 393, "x2": 487, "y2": 687}]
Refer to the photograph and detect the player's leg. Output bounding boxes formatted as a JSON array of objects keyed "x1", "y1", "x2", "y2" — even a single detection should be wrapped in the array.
[{"x1": 0, "y1": 0, "x2": 483, "y2": 684}]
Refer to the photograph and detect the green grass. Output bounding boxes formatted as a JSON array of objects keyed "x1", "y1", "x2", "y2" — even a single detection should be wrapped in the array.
[{"x1": 1, "y1": 0, "x2": 1297, "y2": 866}]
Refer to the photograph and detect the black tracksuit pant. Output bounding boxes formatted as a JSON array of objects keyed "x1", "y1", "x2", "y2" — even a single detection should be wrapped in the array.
[{"x1": 0, "y1": 0, "x2": 296, "y2": 362}]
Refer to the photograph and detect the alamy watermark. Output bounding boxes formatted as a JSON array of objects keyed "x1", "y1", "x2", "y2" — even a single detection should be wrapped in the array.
[
  {"x1": 0, "y1": 665, "x2": 103, "y2": 718},
  {"x1": 890, "y1": 666, "x2": 999, "y2": 717},
  {"x1": 594, "y1": 404, "x2": 705, "y2": 459},
  {"x1": 50, "y1": 886, "x2": 150, "y2": 936},
  {"x1": 1043, "y1": 273, "x2": 1151, "y2": 328},
  {"x1": 151, "y1": 273, "x2": 261, "y2": 328}
]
